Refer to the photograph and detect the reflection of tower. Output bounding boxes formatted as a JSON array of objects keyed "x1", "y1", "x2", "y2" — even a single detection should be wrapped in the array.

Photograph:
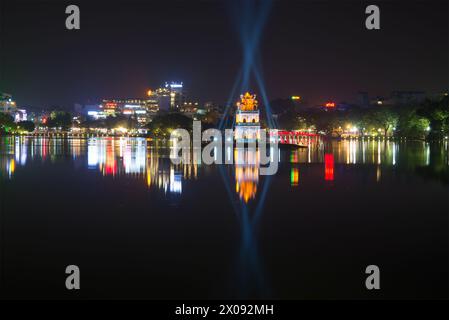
[
  {"x1": 234, "y1": 92, "x2": 260, "y2": 142},
  {"x1": 234, "y1": 148, "x2": 260, "y2": 203},
  {"x1": 146, "y1": 148, "x2": 197, "y2": 195}
]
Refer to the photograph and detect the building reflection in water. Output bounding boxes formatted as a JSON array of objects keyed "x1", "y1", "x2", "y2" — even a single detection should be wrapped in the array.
[
  {"x1": 87, "y1": 138, "x2": 198, "y2": 195},
  {"x1": 2, "y1": 137, "x2": 447, "y2": 190},
  {"x1": 234, "y1": 148, "x2": 260, "y2": 203},
  {"x1": 290, "y1": 167, "x2": 299, "y2": 186}
]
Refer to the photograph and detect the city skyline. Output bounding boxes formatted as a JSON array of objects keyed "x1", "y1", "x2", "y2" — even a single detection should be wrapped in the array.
[
  {"x1": 1, "y1": 0, "x2": 448, "y2": 303},
  {"x1": 1, "y1": 0, "x2": 447, "y2": 109}
]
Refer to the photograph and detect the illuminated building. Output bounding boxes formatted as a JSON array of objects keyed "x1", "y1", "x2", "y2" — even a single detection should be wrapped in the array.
[
  {"x1": 146, "y1": 90, "x2": 160, "y2": 113},
  {"x1": 152, "y1": 82, "x2": 185, "y2": 111},
  {"x1": 155, "y1": 87, "x2": 170, "y2": 111},
  {"x1": 166, "y1": 81, "x2": 184, "y2": 109},
  {"x1": 101, "y1": 100, "x2": 119, "y2": 116},
  {"x1": 14, "y1": 109, "x2": 27, "y2": 122},
  {"x1": 234, "y1": 92, "x2": 260, "y2": 141},
  {"x1": 180, "y1": 101, "x2": 199, "y2": 117},
  {"x1": 151, "y1": 82, "x2": 185, "y2": 111},
  {"x1": 0, "y1": 93, "x2": 17, "y2": 114},
  {"x1": 99, "y1": 99, "x2": 150, "y2": 125}
]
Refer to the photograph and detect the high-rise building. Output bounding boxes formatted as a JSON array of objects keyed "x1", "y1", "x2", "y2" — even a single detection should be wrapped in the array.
[
  {"x1": 154, "y1": 87, "x2": 170, "y2": 112},
  {"x1": 152, "y1": 82, "x2": 185, "y2": 111},
  {"x1": 145, "y1": 90, "x2": 160, "y2": 113},
  {"x1": 166, "y1": 81, "x2": 184, "y2": 110}
]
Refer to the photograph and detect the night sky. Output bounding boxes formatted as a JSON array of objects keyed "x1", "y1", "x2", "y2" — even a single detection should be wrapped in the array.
[{"x1": 0, "y1": 0, "x2": 447, "y2": 109}]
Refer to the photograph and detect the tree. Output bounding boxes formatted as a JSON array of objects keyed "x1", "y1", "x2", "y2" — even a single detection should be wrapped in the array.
[
  {"x1": 104, "y1": 115, "x2": 137, "y2": 130},
  {"x1": 397, "y1": 108, "x2": 430, "y2": 139},
  {"x1": 371, "y1": 108, "x2": 398, "y2": 136},
  {"x1": 46, "y1": 111, "x2": 73, "y2": 130},
  {"x1": 199, "y1": 110, "x2": 220, "y2": 127},
  {"x1": 146, "y1": 113, "x2": 193, "y2": 137},
  {"x1": 17, "y1": 120, "x2": 35, "y2": 132},
  {"x1": 0, "y1": 112, "x2": 16, "y2": 134},
  {"x1": 416, "y1": 97, "x2": 449, "y2": 138}
]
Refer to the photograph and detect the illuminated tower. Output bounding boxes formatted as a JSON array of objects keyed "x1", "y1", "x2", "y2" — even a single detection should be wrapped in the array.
[{"x1": 234, "y1": 92, "x2": 260, "y2": 142}]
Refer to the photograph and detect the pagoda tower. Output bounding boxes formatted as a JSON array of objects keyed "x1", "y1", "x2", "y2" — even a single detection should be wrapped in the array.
[{"x1": 234, "y1": 92, "x2": 260, "y2": 142}]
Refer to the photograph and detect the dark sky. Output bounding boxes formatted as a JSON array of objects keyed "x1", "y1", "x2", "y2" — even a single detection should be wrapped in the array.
[{"x1": 0, "y1": 0, "x2": 447, "y2": 109}]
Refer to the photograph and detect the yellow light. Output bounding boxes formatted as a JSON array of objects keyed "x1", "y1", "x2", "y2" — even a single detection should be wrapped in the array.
[
  {"x1": 291, "y1": 96, "x2": 301, "y2": 100},
  {"x1": 237, "y1": 92, "x2": 257, "y2": 111},
  {"x1": 115, "y1": 127, "x2": 128, "y2": 133},
  {"x1": 147, "y1": 89, "x2": 153, "y2": 96}
]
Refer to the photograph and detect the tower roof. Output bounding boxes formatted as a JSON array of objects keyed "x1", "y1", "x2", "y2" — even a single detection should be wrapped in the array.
[{"x1": 237, "y1": 92, "x2": 258, "y2": 111}]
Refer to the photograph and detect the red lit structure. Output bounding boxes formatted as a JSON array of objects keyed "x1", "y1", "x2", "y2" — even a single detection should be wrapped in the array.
[
  {"x1": 324, "y1": 153, "x2": 334, "y2": 181},
  {"x1": 271, "y1": 130, "x2": 318, "y2": 147}
]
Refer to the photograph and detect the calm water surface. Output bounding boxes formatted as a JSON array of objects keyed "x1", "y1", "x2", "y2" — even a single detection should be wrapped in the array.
[{"x1": 0, "y1": 136, "x2": 448, "y2": 299}]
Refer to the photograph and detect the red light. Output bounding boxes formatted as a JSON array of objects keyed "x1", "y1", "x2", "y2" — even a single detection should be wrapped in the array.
[
  {"x1": 324, "y1": 154, "x2": 334, "y2": 181},
  {"x1": 104, "y1": 103, "x2": 117, "y2": 109},
  {"x1": 325, "y1": 102, "x2": 336, "y2": 108}
]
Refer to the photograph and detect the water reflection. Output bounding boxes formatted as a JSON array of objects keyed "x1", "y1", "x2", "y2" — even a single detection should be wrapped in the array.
[
  {"x1": 85, "y1": 138, "x2": 199, "y2": 195},
  {"x1": 234, "y1": 148, "x2": 259, "y2": 203},
  {"x1": 1, "y1": 137, "x2": 448, "y2": 189},
  {"x1": 1, "y1": 136, "x2": 448, "y2": 298}
]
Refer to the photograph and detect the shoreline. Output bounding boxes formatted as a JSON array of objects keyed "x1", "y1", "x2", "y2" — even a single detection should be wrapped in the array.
[{"x1": 1, "y1": 133, "x2": 447, "y2": 142}]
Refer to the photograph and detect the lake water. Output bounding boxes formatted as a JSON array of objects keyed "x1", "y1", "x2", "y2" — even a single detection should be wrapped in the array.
[{"x1": 0, "y1": 136, "x2": 448, "y2": 299}]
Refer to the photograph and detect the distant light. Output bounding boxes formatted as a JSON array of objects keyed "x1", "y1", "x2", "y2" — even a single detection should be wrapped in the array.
[
  {"x1": 147, "y1": 89, "x2": 153, "y2": 96},
  {"x1": 426, "y1": 126, "x2": 431, "y2": 131},
  {"x1": 325, "y1": 102, "x2": 335, "y2": 108},
  {"x1": 104, "y1": 102, "x2": 117, "y2": 109},
  {"x1": 115, "y1": 127, "x2": 128, "y2": 133},
  {"x1": 291, "y1": 96, "x2": 301, "y2": 100},
  {"x1": 377, "y1": 100, "x2": 383, "y2": 105}
]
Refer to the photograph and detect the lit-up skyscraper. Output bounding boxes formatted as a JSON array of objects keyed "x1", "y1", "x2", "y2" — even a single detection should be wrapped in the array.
[{"x1": 166, "y1": 81, "x2": 184, "y2": 110}]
